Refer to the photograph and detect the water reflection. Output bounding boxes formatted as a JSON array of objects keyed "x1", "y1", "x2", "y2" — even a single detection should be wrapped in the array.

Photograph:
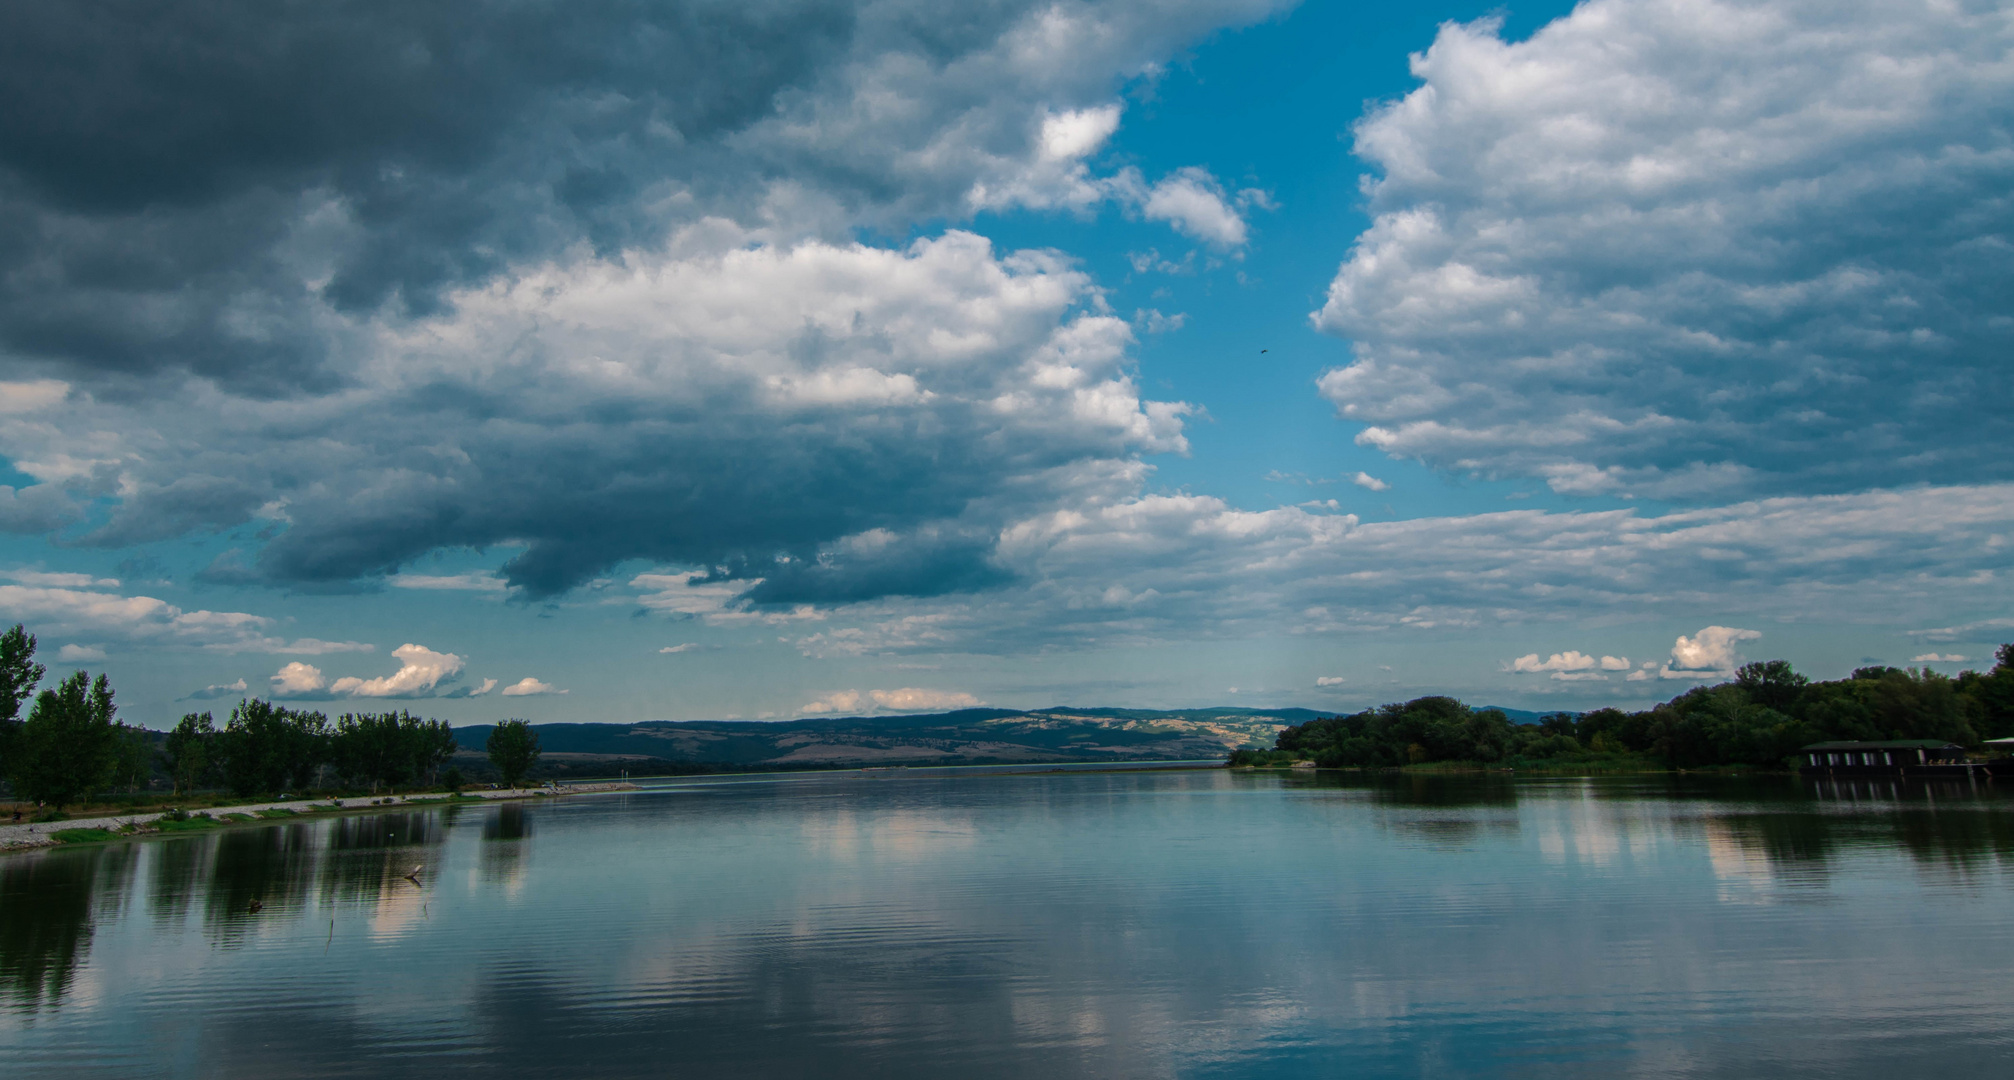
[
  {"x1": 206, "y1": 823, "x2": 320, "y2": 938},
  {"x1": 0, "y1": 846, "x2": 134, "y2": 1009},
  {"x1": 5, "y1": 774, "x2": 2014, "y2": 1077},
  {"x1": 480, "y1": 804, "x2": 532, "y2": 887}
]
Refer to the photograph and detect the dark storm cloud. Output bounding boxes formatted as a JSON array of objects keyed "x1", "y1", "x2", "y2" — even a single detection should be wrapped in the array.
[
  {"x1": 11, "y1": 231, "x2": 1189, "y2": 597},
  {"x1": 0, "y1": 0, "x2": 853, "y2": 386},
  {"x1": 0, "y1": 0, "x2": 1279, "y2": 391}
]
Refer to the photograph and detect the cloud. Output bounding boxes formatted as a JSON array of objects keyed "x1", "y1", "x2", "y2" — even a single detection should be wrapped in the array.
[
  {"x1": 1349, "y1": 472, "x2": 1389, "y2": 492},
  {"x1": 7, "y1": 230, "x2": 1193, "y2": 603},
  {"x1": 500, "y1": 677, "x2": 564, "y2": 697},
  {"x1": 783, "y1": 482, "x2": 2014, "y2": 659},
  {"x1": 390, "y1": 573, "x2": 507, "y2": 593},
  {"x1": 1509, "y1": 650, "x2": 1630, "y2": 682},
  {"x1": 185, "y1": 678, "x2": 250, "y2": 702},
  {"x1": 4, "y1": 570, "x2": 114, "y2": 589},
  {"x1": 0, "y1": 1, "x2": 1283, "y2": 396},
  {"x1": 869, "y1": 688, "x2": 983, "y2": 712},
  {"x1": 54, "y1": 643, "x2": 105, "y2": 662},
  {"x1": 1910, "y1": 653, "x2": 1968, "y2": 664},
  {"x1": 658, "y1": 644, "x2": 699, "y2": 654},
  {"x1": 1315, "y1": 676, "x2": 1346, "y2": 687},
  {"x1": 0, "y1": 579, "x2": 369, "y2": 654},
  {"x1": 443, "y1": 678, "x2": 499, "y2": 699},
  {"x1": 1909, "y1": 618, "x2": 2014, "y2": 645},
  {"x1": 799, "y1": 690, "x2": 865, "y2": 716},
  {"x1": 799, "y1": 687, "x2": 982, "y2": 714},
  {"x1": 1312, "y1": 0, "x2": 2014, "y2": 498},
  {"x1": 1656, "y1": 626, "x2": 1761, "y2": 681},
  {"x1": 269, "y1": 662, "x2": 327, "y2": 698},
  {"x1": 326, "y1": 643, "x2": 464, "y2": 698}
]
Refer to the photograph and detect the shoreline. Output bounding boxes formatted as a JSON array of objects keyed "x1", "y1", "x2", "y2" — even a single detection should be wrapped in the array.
[{"x1": 0, "y1": 781, "x2": 638, "y2": 854}]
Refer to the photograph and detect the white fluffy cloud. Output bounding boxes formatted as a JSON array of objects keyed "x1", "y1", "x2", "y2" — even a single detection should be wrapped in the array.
[
  {"x1": 270, "y1": 662, "x2": 327, "y2": 698},
  {"x1": 1316, "y1": 676, "x2": 1346, "y2": 687},
  {"x1": 1314, "y1": 0, "x2": 2014, "y2": 498},
  {"x1": 1911, "y1": 653, "x2": 1968, "y2": 664},
  {"x1": 327, "y1": 644, "x2": 465, "y2": 699},
  {"x1": 799, "y1": 687, "x2": 983, "y2": 715},
  {"x1": 500, "y1": 677, "x2": 564, "y2": 697},
  {"x1": 1509, "y1": 651, "x2": 1632, "y2": 681},
  {"x1": 1624, "y1": 626, "x2": 1761, "y2": 681},
  {"x1": 55, "y1": 643, "x2": 105, "y2": 662}
]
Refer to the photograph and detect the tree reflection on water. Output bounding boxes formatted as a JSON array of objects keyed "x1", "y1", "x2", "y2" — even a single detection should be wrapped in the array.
[{"x1": 0, "y1": 845, "x2": 135, "y2": 1010}]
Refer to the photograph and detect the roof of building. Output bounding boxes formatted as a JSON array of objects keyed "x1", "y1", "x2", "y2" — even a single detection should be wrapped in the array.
[{"x1": 1800, "y1": 740, "x2": 1962, "y2": 750}]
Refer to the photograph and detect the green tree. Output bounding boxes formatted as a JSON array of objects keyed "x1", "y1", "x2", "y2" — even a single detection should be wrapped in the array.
[
  {"x1": 486, "y1": 719, "x2": 541, "y2": 788},
  {"x1": 161, "y1": 712, "x2": 215, "y2": 796},
  {"x1": 9, "y1": 671, "x2": 119, "y2": 808},
  {"x1": 1735, "y1": 660, "x2": 1809, "y2": 713},
  {"x1": 409, "y1": 717, "x2": 457, "y2": 787},
  {"x1": 0, "y1": 623, "x2": 46, "y2": 777},
  {"x1": 108, "y1": 725, "x2": 154, "y2": 793},
  {"x1": 214, "y1": 699, "x2": 328, "y2": 797},
  {"x1": 333, "y1": 711, "x2": 415, "y2": 792}
]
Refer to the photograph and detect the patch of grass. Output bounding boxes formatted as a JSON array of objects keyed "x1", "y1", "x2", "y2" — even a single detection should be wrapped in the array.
[
  {"x1": 155, "y1": 815, "x2": 220, "y2": 833},
  {"x1": 220, "y1": 813, "x2": 254, "y2": 822},
  {"x1": 52, "y1": 828, "x2": 120, "y2": 844},
  {"x1": 254, "y1": 808, "x2": 297, "y2": 819}
]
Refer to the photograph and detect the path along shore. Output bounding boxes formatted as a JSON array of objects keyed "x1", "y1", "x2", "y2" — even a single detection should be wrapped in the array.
[{"x1": 0, "y1": 781, "x2": 638, "y2": 853}]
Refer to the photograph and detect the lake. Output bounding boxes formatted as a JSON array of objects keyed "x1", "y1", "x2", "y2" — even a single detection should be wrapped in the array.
[{"x1": 3, "y1": 768, "x2": 2012, "y2": 1078}]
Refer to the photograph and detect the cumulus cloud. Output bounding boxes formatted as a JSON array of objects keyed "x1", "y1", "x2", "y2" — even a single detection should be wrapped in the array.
[
  {"x1": 658, "y1": 644, "x2": 699, "y2": 654},
  {"x1": 1316, "y1": 676, "x2": 1346, "y2": 687},
  {"x1": 326, "y1": 644, "x2": 464, "y2": 698},
  {"x1": 1350, "y1": 472, "x2": 1389, "y2": 492},
  {"x1": 500, "y1": 677, "x2": 564, "y2": 697},
  {"x1": 0, "y1": 0, "x2": 1283, "y2": 396},
  {"x1": 5, "y1": 230, "x2": 1194, "y2": 603},
  {"x1": 1621, "y1": 626, "x2": 1763, "y2": 682},
  {"x1": 1910, "y1": 653, "x2": 1968, "y2": 664},
  {"x1": 270, "y1": 662, "x2": 327, "y2": 698},
  {"x1": 55, "y1": 643, "x2": 106, "y2": 662},
  {"x1": 185, "y1": 678, "x2": 250, "y2": 702},
  {"x1": 1508, "y1": 650, "x2": 1631, "y2": 682},
  {"x1": 1313, "y1": 0, "x2": 2014, "y2": 498},
  {"x1": 799, "y1": 687, "x2": 982, "y2": 714}
]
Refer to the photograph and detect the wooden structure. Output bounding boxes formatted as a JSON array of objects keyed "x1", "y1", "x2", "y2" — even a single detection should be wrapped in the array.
[{"x1": 1797, "y1": 740, "x2": 1973, "y2": 777}]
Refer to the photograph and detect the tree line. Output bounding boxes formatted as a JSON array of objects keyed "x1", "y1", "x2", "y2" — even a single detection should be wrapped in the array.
[
  {"x1": 0, "y1": 624, "x2": 546, "y2": 808},
  {"x1": 1243, "y1": 648, "x2": 2014, "y2": 771}
]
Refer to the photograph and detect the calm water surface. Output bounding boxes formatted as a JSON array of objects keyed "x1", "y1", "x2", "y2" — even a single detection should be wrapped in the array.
[{"x1": 3, "y1": 769, "x2": 2013, "y2": 1078}]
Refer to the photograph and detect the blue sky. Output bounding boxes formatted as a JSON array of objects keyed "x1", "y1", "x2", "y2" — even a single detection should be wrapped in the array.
[{"x1": 1, "y1": 0, "x2": 2009, "y2": 727}]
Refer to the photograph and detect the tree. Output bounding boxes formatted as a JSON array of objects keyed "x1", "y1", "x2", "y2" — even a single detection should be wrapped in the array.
[
  {"x1": 108, "y1": 725, "x2": 154, "y2": 793},
  {"x1": 486, "y1": 720, "x2": 540, "y2": 788},
  {"x1": 332, "y1": 711, "x2": 458, "y2": 792},
  {"x1": 214, "y1": 699, "x2": 328, "y2": 797},
  {"x1": 162, "y1": 712, "x2": 215, "y2": 795},
  {"x1": 409, "y1": 717, "x2": 457, "y2": 787},
  {"x1": 9, "y1": 671, "x2": 119, "y2": 808},
  {"x1": 1735, "y1": 660, "x2": 1809, "y2": 713},
  {"x1": 0, "y1": 623, "x2": 46, "y2": 777}
]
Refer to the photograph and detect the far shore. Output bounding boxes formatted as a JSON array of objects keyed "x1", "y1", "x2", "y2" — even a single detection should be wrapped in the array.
[{"x1": 0, "y1": 781, "x2": 636, "y2": 854}]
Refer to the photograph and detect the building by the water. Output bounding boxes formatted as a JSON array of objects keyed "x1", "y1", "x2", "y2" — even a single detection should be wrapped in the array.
[{"x1": 1798, "y1": 740, "x2": 1970, "y2": 776}]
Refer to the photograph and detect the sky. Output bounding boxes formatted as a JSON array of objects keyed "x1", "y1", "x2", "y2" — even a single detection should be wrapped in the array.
[{"x1": 1, "y1": 0, "x2": 2010, "y2": 728}]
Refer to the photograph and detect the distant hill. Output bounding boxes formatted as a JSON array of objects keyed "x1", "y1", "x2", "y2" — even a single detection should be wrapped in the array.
[{"x1": 454, "y1": 706, "x2": 1325, "y2": 771}]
